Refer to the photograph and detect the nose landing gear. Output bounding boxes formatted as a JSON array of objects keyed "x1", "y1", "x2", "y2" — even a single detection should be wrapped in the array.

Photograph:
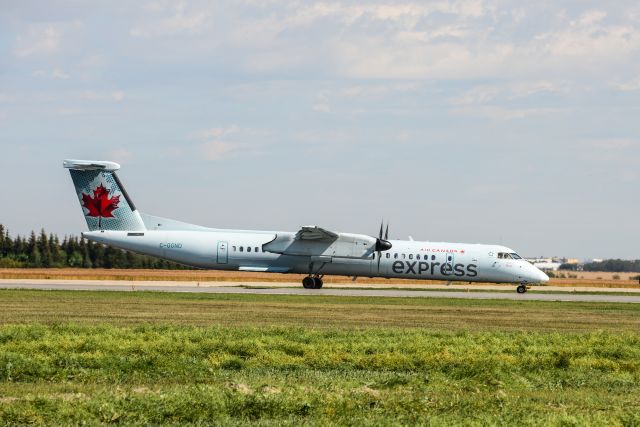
[
  {"x1": 302, "y1": 276, "x2": 323, "y2": 289},
  {"x1": 516, "y1": 284, "x2": 529, "y2": 294}
]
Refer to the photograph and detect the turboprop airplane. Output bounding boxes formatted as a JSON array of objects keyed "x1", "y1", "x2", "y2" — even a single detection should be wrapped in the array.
[{"x1": 64, "y1": 159, "x2": 549, "y2": 293}]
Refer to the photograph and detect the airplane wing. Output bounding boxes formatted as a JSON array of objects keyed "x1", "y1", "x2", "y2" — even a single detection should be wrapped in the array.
[
  {"x1": 295, "y1": 226, "x2": 339, "y2": 241},
  {"x1": 264, "y1": 226, "x2": 376, "y2": 259}
]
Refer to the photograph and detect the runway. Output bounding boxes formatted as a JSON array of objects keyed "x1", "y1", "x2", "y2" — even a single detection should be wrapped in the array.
[{"x1": 2, "y1": 280, "x2": 640, "y2": 303}]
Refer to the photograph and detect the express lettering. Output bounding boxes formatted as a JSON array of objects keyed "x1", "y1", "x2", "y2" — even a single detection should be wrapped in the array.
[{"x1": 391, "y1": 261, "x2": 478, "y2": 277}]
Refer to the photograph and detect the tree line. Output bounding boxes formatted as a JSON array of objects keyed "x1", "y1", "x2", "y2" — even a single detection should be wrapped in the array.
[
  {"x1": 0, "y1": 224, "x2": 187, "y2": 269},
  {"x1": 582, "y1": 259, "x2": 640, "y2": 273},
  {"x1": 1, "y1": 223, "x2": 638, "y2": 271}
]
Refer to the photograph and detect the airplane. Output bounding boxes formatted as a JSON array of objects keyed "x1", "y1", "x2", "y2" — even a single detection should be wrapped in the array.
[{"x1": 63, "y1": 159, "x2": 549, "y2": 294}]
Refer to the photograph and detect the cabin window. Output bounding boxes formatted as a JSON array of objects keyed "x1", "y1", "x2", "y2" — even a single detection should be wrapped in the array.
[
  {"x1": 255, "y1": 247, "x2": 259, "y2": 253},
  {"x1": 247, "y1": 247, "x2": 252, "y2": 252},
  {"x1": 409, "y1": 254, "x2": 413, "y2": 260},
  {"x1": 417, "y1": 254, "x2": 421, "y2": 260},
  {"x1": 402, "y1": 254, "x2": 406, "y2": 259},
  {"x1": 239, "y1": 247, "x2": 244, "y2": 252},
  {"x1": 431, "y1": 255, "x2": 436, "y2": 260},
  {"x1": 394, "y1": 253, "x2": 398, "y2": 259},
  {"x1": 448, "y1": 256, "x2": 452, "y2": 261},
  {"x1": 232, "y1": 246, "x2": 236, "y2": 252},
  {"x1": 386, "y1": 253, "x2": 390, "y2": 259}
]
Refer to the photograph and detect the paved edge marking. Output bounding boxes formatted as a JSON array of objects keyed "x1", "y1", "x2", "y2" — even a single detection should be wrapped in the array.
[{"x1": 1, "y1": 282, "x2": 640, "y2": 303}]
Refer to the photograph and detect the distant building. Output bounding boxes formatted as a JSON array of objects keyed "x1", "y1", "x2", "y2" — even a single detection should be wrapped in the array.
[{"x1": 524, "y1": 257, "x2": 563, "y2": 271}]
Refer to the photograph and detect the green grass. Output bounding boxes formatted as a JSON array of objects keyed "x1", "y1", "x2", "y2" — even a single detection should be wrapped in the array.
[
  {"x1": 239, "y1": 284, "x2": 640, "y2": 296},
  {"x1": 1, "y1": 290, "x2": 640, "y2": 425},
  {"x1": 1, "y1": 289, "x2": 640, "y2": 332}
]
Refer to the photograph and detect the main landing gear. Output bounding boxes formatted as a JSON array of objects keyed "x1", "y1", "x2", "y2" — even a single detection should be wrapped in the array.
[
  {"x1": 516, "y1": 284, "x2": 529, "y2": 294},
  {"x1": 302, "y1": 276, "x2": 323, "y2": 289}
]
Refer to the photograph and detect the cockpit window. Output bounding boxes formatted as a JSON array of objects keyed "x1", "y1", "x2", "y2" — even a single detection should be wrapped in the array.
[{"x1": 498, "y1": 252, "x2": 521, "y2": 260}]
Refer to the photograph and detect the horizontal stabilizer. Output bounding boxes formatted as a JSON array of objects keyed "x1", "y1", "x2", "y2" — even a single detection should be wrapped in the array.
[{"x1": 63, "y1": 159, "x2": 120, "y2": 171}]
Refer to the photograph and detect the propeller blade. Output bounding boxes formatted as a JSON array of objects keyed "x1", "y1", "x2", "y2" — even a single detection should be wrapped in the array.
[
  {"x1": 384, "y1": 223, "x2": 389, "y2": 240},
  {"x1": 379, "y1": 220, "x2": 384, "y2": 240}
]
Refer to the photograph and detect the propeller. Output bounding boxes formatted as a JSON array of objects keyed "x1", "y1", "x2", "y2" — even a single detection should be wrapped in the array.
[{"x1": 375, "y1": 219, "x2": 393, "y2": 271}]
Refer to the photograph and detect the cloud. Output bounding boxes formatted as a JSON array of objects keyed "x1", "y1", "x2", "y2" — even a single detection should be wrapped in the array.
[
  {"x1": 611, "y1": 77, "x2": 640, "y2": 91},
  {"x1": 312, "y1": 103, "x2": 331, "y2": 113},
  {"x1": 33, "y1": 68, "x2": 70, "y2": 80},
  {"x1": 200, "y1": 141, "x2": 237, "y2": 161},
  {"x1": 449, "y1": 81, "x2": 566, "y2": 106},
  {"x1": 449, "y1": 86, "x2": 501, "y2": 106},
  {"x1": 451, "y1": 106, "x2": 567, "y2": 120},
  {"x1": 588, "y1": 138, "x2": 637, "y2": 149},
  {"x1": 192, "y1": 125, "x2": 239, "y2": 140},
  {"x1": 309, "y1": 82, "x2": 419, "y2": 114},
  {"x1": 109, "y1": 148, "x2": 133, "y2": 164},
  {"x1": 54, "y1": 107, "x2": 83, "y2": 116},
  {"x1": 130, "y1": 1, "x2": 210, "y2": 37},
  {"x1": 80, "y1": 91, "x2": 126, "y2": 102},
  {"x1": 192, "y1": 125, "x2": 262, "y2": 161},
  {"x1": 14, "y1": 24, "x2": 61, "y2": 57}
]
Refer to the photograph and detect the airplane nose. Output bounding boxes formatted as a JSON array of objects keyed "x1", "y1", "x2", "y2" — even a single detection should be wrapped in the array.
[{"x1": 538, "y1": 269, "x2": 549, "y2": 283}]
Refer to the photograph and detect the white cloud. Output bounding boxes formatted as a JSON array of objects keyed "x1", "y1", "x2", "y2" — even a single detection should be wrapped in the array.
[
  {"x1": 109, "y1": 148, "x2": 133, "y2": 164},
  {"x1": 611, "y1": 77, "x2": 640, "y2": 91},
  {"x1": 192, "y1": 125, "x2": 239, "y2": 140},
  {"x1": 312, "y1": 103, "x2": 331, "y2": 113},
  {"x1": 192, "y1": 125, "x2": 264, "y2": 161},
  {"x1": 33, "y1": 68, "x2": 70, "y2": 80},
  {"x1": 130, "y1": 1, "x2": 209, "y2": 37},
  {"x1": 80, "y1": 91, "x2": 126, "y2": 102},
  {"x1": 449, "y1": 81, "x2": 566, "y2": 106},
  {"x1": 449, "y1": 86, "x2": 500, "y2": 106},
  {"x1": 117, "y1": 2, "x2": 640, "y2": 83},
  {"x1": 200, "y1": 141, "x2": 237, "y2": 161},
  {"x1": 588, "y1": 138, "x2": 636, "y2": 149},
  {"x1": 451, "y1": 106, "x2": 567, "y2": 120},
  {"x1": 111, "y1": 91, "x2": 125, "y2": 101},
  {"x1": 14, "y1": 25, "x2": 61, "y2": 57},
  {"x1": 55, "y1": 107, "x2": 82, "y2": 116}
]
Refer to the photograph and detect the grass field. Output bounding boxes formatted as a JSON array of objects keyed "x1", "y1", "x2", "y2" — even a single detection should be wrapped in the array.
[
  {"x1": 1, "y1": 268, "x2": 639, "y2": 288},
  {"x1": 1, "y1": 290, "x2": 640, "y2": 425}
]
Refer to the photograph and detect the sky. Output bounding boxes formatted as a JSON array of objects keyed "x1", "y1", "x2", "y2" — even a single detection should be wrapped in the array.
[{"x1": 1, "y1": 0, "x2": 639, "y2": 260}]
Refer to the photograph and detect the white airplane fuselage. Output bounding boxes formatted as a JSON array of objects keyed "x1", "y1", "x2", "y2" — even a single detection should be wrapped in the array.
[{"x1": 83, "y1": 229, "x2": 549, "y2": 285}]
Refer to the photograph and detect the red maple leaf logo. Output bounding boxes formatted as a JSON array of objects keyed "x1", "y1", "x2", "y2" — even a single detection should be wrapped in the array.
[{"x1": 81, "y1": 184, "x2": 120, "y2": 228}]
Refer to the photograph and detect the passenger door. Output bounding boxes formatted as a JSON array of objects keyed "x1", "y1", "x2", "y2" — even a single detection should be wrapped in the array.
[{"x1": 217, "y1": 241, "x2": 228, "y2": 264}]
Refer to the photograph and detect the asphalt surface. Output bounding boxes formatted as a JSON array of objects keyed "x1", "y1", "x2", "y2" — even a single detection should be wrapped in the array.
[{"x1": 1, "y1": 280, "x2": 640, "y2": 303}]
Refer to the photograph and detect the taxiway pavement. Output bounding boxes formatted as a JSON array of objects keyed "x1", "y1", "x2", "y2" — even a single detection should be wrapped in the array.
[{"x1": 1, "y1": 280, "x2": 640, "y2": 303}]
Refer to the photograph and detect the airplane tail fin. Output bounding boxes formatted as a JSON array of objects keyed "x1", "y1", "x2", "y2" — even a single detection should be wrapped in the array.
[{"x1": 63, "y1": 159, "x2": 146, "y2": 231}]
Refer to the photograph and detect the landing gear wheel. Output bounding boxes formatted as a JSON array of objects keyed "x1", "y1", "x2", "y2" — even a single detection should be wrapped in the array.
[
  {"x1": 516, "y1": 284, "x2": 527, "y2": 294},
  {"x1": 302, "y1": 277, "x2": 315, "y2": 289},
  {"x1": 312, "y1": 277, "x2": 323, "y2": 289}
]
